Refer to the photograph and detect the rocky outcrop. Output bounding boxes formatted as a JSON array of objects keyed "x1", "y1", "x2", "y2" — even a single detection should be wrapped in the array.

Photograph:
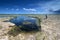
[
  {"x1": 0, "y1": 15, "x2": 60, "y2": 40},
  {"x1": 41, "y1": 15, "x2": 60, "y2": 40},
  {"x1": 0, "y1": 21, "x2": 15, "y2": 40}
]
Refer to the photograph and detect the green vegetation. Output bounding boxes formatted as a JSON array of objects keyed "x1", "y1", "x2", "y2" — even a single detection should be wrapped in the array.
[{"x1": 0, "y1": 26, "x2": 2, "y2": 29}]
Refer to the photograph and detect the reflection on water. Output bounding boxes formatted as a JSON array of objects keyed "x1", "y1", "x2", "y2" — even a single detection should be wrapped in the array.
[{"x1": 9, "y1": 16, "x2": 40, "y2": 31}]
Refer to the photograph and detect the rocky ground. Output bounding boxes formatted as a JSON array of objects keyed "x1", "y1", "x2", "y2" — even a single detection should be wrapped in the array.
[
  {"x1": 0, "y1": 15, "x2": 60, "y2": 40},
  {"x1": 41, "y1": 15, "x2": 60, "y2": 40}
]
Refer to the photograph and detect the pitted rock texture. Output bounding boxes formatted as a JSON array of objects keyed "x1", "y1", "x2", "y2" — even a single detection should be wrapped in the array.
[
  {"x1": 0, "y1": 15, "x2": 60, "y2": 40},
  {"x1": 41, "y1": 15, "x2": 60, "y2": 40}
]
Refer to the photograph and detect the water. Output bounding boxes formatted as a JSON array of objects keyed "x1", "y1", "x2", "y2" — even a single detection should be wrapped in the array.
[
  {"x1": 9, "y1": 16, "x2": 39, "y2": 31},
  {"x1": 9, "y1": 16, "x2": 36, "y2": 26}
]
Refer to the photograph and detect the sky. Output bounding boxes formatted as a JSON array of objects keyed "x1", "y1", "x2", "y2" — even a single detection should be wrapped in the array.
[{"x1": 0, "y1": 0, "x2": 60, "y2": 14}]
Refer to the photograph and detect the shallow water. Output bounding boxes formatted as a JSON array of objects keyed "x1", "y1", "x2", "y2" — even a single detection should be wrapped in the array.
[
  {"x1": 9, "y1": 16, "x2": 37, "y2": 26},
  {"x1": 9, "y1": 16, "x2": 39, "y2": 31}
]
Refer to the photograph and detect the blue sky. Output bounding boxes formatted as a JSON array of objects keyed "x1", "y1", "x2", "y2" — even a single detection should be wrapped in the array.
[{"x1": 0, "y1": 0, "x2": 60, "y2": 14}]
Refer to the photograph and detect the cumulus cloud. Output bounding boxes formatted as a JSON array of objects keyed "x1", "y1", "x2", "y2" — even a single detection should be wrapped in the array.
[
  {"x1": 11, "y1": 8, "x2": 14, "y2": 10},
  {"x1": 7, "y1": 8, "x2": 20, "y2": 11},
  {"x1": 1, "y1": 0, "x2": 60, "y2": 14},
  {"x1": 45, "y1": 0, "x2": 60, "y2": 10},
  {"x1": 23, "y1": 8, "x2": 36, "y2": 11},
  {"x1": 16, "y1": 8, "x2": 19, "y2": 11},
  {"x1": 50, "y1": 9, "x2": 60, "y2": 14},
  {"x1": 6, "y1": 8, "x2": 9, "y2": 10},
  {"x1": 36, "y1": 0, "x2": 60, "y2": 14}
]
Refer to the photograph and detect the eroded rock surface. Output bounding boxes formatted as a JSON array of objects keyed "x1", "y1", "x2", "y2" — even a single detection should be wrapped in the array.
[
  {"x1": 0, "y1": 15, "x2": 60, "y2": 40},
  {"x1": 41, "y1": 15, "x2": 60, "y2": 40}
]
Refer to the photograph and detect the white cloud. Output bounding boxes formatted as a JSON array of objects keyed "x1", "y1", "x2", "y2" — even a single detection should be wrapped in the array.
[
  {"x1": 16, "y1": 8, "x2": 19, "y2": 11},
  {"x1": 36, "y1": 0, "x2": 60, "y2": 13},
  {"x1": 42, "y1": 0, "x2": 60, "y2": 11},
  {"x1": 23, "y1": 8, "x2": 36, "y2": 11},
  {"x1": 10, "y1": 8, "x2": 20, "y2": 11},
  {"x1": 6, "y1": 8, "x2": 9, "y2": 10},
  {"x1": 11, "y1": 8, "x2": 14, "y2": 10}
]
